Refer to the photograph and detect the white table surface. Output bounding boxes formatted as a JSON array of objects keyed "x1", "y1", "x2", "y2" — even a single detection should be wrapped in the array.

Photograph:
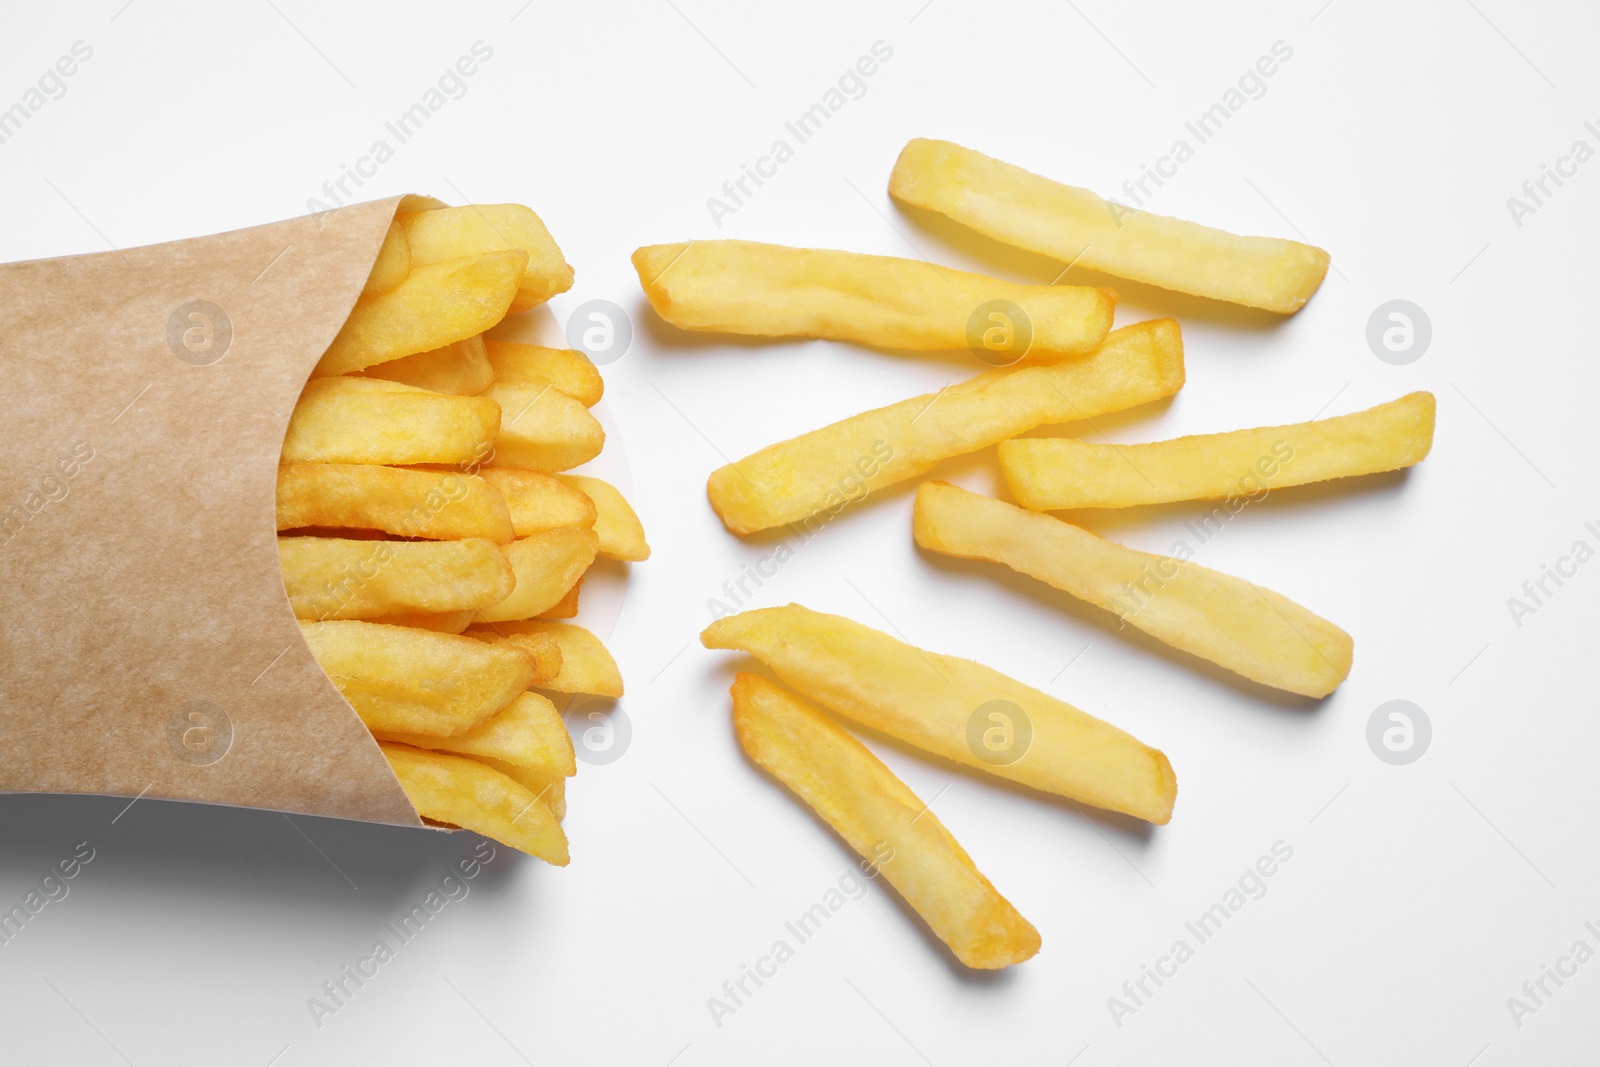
[{"x1": 2, "y1": 1, "x2": 1596, "y2": 1063}]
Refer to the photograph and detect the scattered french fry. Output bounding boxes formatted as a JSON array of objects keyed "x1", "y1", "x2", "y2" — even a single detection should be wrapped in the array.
[
  {"x1": 300, "y1": 621, "x2": 533, "y2": 736},
  {"x1": 375, "y1": 692, "x2": 576, "y2": 777},
  {"x1": 1000, "y1": 392, "x2": 1437, "y2": 511},
  {"x1": 315, "y1": 250, "x2": 527, "y2": 376},
  {"x1": 381, "y1": 743, "x2": 569, "y2": 865},
  {"x1": 279, "y1": 536, "x2": 514, "y2": 621},
  {"x1": 702, "y1": 605, "x2": 1176, "y2": 823},
  {"x1": 707, "y1": 319, "x2": 1185, "y2": 534},
  {"x1": 276, "y1": 463, "x2": 514, "y2": 544},
  {"x1": 282, "y1": 378, "x2": 499, "y2": 466},
  {"x1": 474, "y1": 526, "x2": 599, "y2": 623},
  {"x1": 733, "y1": 673, "x2": 1040, "y2": 969},
  {"x1": 470, "y1": 621, "x2": 623, "y2": 697},
  {"x1": 485, "y1": 341, "x2": 604, "y2": 407},
  {"x1": 889, "y1": 138, "x2": 1330, "y2": 313},
  {"x1": 557, "y1": 475, "x2": 649, "y2": 561},
  {"x1": 913, "y1": 482, "x2": 1353, "y2": 697},
  {"x1": 633, "y1": 239, "x2": 1115, "y2": 358}
]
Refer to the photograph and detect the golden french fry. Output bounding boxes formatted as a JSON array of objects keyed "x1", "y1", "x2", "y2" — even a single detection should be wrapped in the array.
[
  {"x1": 375, "y1": 692, "x2": 575, "y2": 777},
  {"x1": 537, "y1": 580, "x2": 581, "y2": 619},
  {"x1": 300, "y1": 621, "x2": 533, "y2": 736},
  {"x1": 702, "y1": 605, "x2": 1176, "y2": 824},
  {"x1": 315, "y1": 250, "x2": 527, "y2": 376},
  {"x1": 556, "y1": 475, "x2": 648, "y2": 562},
  {"x1": 476, "y1": 758, "x2": 566, "y2": 821},
  {"x1": 276, "y1": 462, "x2": 514, "y2": 544},
  {"x1": 633, "y1": 240, "x2": 1114, "y2": 359},
  {"x1": 363, "y1": 335, "x2": 494, "y2": 395},
  {"x1": 889, "y1": 138, "x2": 1329, "y2": 314},
  {"x1": 474, "y1": 526, "x2": 598, "y2": 623},
  {"x1": 477, "y1": 468, "x2": 596, "y2": 536},
  {"x1": 483, "y1": 382, "x2": 605, "y2": 471},
  {"x1": 462, "y1": 629, "x2": 565, "y2": 686},
  {"x1": 400, "y1": 204, "x2": 574, "y2": 308},
  {"x1": 1000, "y1": 392, "x2": 1437, "y2": 511},
  {"x1": 913, "y1": 482, "x2": 1352, "y2": 697},
  {"x1": 707, "y1": 319, "x2": 1184, "y2": 535},
  {"x1": 381, "y1": 743, "x2": 568, "y2": 865},
  {"x1": 733, "y1": 673, "x2": 1040, "y2": 969},
  {"x1": 366, "y1": 610, "x2": 476, "y2": 634},
  {"x1": 282, "y1": 378, "x2": 499, "y2": 466},
  {"x1": 484, "y1": 341, "x2": 603, "y2": 407},
  {"x1": 469, "y1": 621, "x2": 622, "y2": 697},
  {"x1": 362, "y1": 224, "x2": 411, "y2": 296},
  {"x1": 279, "y1": 536, "x2": 514, "y2": 620}
]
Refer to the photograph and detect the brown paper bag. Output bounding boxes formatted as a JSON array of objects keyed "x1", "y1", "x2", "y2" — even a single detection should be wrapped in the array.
[{"x1": 0, "y1": 196, "x2": 424, "y2": 827}]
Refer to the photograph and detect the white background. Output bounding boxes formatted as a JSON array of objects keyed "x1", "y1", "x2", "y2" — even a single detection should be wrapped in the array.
[{"x1": 2, "y1": 1, "x2": 1597, "y2": 1063}]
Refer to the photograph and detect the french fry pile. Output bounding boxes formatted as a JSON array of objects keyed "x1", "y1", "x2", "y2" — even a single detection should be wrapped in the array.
[
  {"x1": 640, "y1": 140, "x2": 1435, "y2": 968},
  {"x1": 282, "y1": 198, "x2": 648, "y2": 864}
]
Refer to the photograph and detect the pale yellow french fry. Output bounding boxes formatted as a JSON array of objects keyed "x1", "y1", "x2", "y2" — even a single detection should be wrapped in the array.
[
  {"x1": 475, "y1": 526, "x2": 598, "y2": 623},
  {"x1": 381, "y1": 743, "x2": 568, "y2": 865},
  {"x1": 633, "y1": 240, "x2": 1114, "y2": 359},
  {"x1": 279, "y1": 536, "x2": 514, "y2": 620},
  {"x1": 702, "y1": 605, "x2": 1176, "y2": 824},
  {"x1": 733, "y1": 673, "x2": 1040, "y2": 969},
  {"x1": 300, "y1": 621, "x2": 533, "y2": 736},
  {"x1": 484, "y1": 342, "x2": 603, "y2": 407},
  {"x1": 707, "y1": 320, "x2": 1184, "y2": 535},
  {"x1": 375, "y1": 692, "x2": 575, "y2": 777},
  {"x1": 400, "y1": 204, "x2": 574, "y2": 308},
  {"x1": 476, "y1": 758, "x2": 566, "y2": 821},
  {"x1": 362, "y1": 224, "x2": 411, "y2": 296},
  {"x1": 556, "y1": 475, "x2": 648, "y2": 562},
  {"x1": 477, "y1": 468, "x2": 596, "y2": 536},
  {"x1": 1000, "y1": 392, "x2": 1437, "y2": 511},
  {"x1": 363, "y1": 335, "x2": 494, "y2": 396},
  {"x1": 365, "y1": 610, "x2": 476, "y2": 634},
  {"x1": 461, "y1": 629, "x2": 565, "y2": 687},
  {"x1": 483, "y1": 382, "x2": 604, "y2": 471},
  {"x1": 889, "y1": 138, "x2": 1329, "y2": 314},
  {"x1": 469, "y1": 621, "x2": 622, "y2": 697},
  {"x1": 913, "y1": 482, "x2": 1352, "y2": 697},
  {"x1": 282, "y1": 379, "x2": 499, "y2": 466},
  {"x1": 537, "y1": 580, "x2": 581, "y2": 619},
  {"x1": 315, "y1": 250, "x2": 527, "y2": 376},
  {"x1": 276, "y1": 462, "x2": 514, "y2": 544}
]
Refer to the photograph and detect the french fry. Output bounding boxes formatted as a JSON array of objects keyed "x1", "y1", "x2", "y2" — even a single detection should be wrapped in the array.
[
  {"x1": 484, "y1": 342, "x2": 603, "y2": 407},
  {"x1": 375, "y1": 692, "x2": 576, "y2": 777},
  {"x1": 276, "y1": 462, "x2": 514, "y2": 544},
  {"x1": 702, "y1": 605, "x2": 1176, "y2": 823},
  {"x1": 300, "y1": 621, "x2": 534, "y2": 736},
  {"x1": 477, "y1": 468, "x2": 597, "y2": 536},
  {"x1": 381, "y1": 743, "x2": 569, "y2": 866},
  {"x1": 315, "y1": 250, "x2": 527, "y2": 376},
  {"x1": 707, "y1": 319, "x2": 1185, "y2": 534},
  {"x1": 366, "y1": 610, "x2": 476, "y2": 634},
  {"x1": 363, "y1": 335, "x2": 494, "y2": 396},
  {"x1": 633, "y1": 239, "x2": 1114, "y2": 359},
  {"x1": 279, "y1": 536, "x2": 514, "y2": 620},
  {"x1": 477, "y1": 758, "x2": 566, "y2": 821},
  {"x1": 469, "y1": 621, "x2": 622, "y2": 697},
  {"x1": 362, "y1": 224, "x2": 411, "y2": 296},
  {"x1": 282, "y1": 378, "x2": 499, "y2": 466},
  {"x1": 732, "y1": 673, "x2": 1040, "y2": 968},
  {"x1": 474, "y1": 526, "x2": 598, "y2": 623},
  {"x1": 461, "y1": 629, "x2": 565, "y2": 686},
  {"x1": 537, "y1": 580, "x2": 581, "y2": 619},
  {"x1": 889, "y1": 139, "x2": 1330, "y2": 314},
  {"x1": 400, "y1": 204, "x2": 574, "y2": 309},
  {"x1": 1000, "y1": 392, "x2": 1437, "y2": 511},
  {"x1": 557, "y1": 475, "x2": 649, "y2": 561},
  {"x1": 913, "y1": 482, "x2": 1352, "y2": 697},
  {"x1": 483, "y1": 382, "x2": 605, "y2": 471}
]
